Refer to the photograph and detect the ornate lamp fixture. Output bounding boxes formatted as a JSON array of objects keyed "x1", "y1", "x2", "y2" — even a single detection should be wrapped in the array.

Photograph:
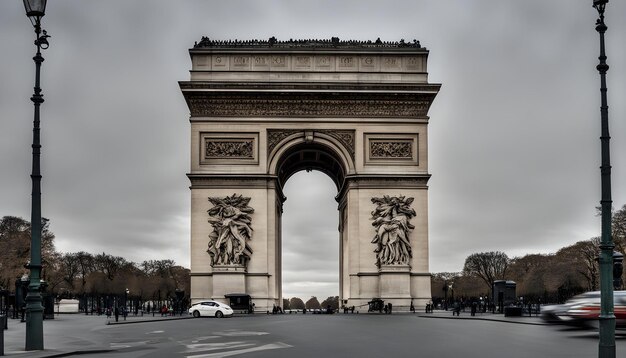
[{"x1": 23, "y1": 0, "x2": 47, "y2": 25}]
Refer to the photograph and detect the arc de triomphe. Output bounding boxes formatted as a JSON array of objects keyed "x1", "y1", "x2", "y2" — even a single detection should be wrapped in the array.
[{"x1": 180, "y1": 37, "x2": 440, "y2": 311}]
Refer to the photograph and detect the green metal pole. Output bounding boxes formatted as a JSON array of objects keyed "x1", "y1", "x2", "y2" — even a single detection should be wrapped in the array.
[
  {"x1": 593, "y1": 1, "x2": 615, "y2": 357},
  {"x1": 25, "y1": 20, "x2": 45, "y2": 351}
]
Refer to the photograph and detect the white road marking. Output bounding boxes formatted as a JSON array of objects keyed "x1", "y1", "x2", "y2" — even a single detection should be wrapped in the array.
[
  {"x1": 191, "y1": 336, "x2": 220, "y2": 343},
  {"x1": 186, "y1": 342, "x2": 292, "y2": 358},
  {"x1": 110, "y1": 340, "x2": 149, "y2": 349},
  {"x1": 146, "y1": 330, "x2": 165, "y2": 334},
  {"x1": 183, "y1": 341, "x2": 254, "y2": 353},
  {"x1": 212, "y1": 330, "x2": 269, "y2": 337}
]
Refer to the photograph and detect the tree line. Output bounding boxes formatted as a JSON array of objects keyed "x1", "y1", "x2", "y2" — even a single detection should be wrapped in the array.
[
  {"x1": 0, "y1": 216, "x2": 190, "y2": 302},
  {"x1": 433, "y1": 204, "x2": 626, "y2": 303},
  {"x1": 283, "y1": 296, "x2": 339, "y2": 310}
]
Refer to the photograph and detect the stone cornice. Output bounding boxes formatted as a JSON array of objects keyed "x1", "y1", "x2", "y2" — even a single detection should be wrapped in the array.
[
  {"x1": 182, "y1": 91, "x2": 437, "y2": 118},
  {"x1": 337, "y1": 174, "x2": 430, "y2": 204},
  {"x1": 179, "y1": 81, "x2": 441, "y2": 93},
  {"x1": 187, "y1": 173, "x2": 279, "y2": 189}
]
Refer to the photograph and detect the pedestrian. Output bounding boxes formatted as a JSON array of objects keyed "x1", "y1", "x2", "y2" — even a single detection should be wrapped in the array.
[
  {"x1": 471, "y1": 301, "x2": 477, "y2": 316},
  {"x1": 114, "y1": 305, "x2": 119, "y2": 322},
  {"x1": 453, "y1": 302, "x2": 460, "y2": 316},
  {"x1": 388, "y1": 302, "x2": 392, "y2": 314}
]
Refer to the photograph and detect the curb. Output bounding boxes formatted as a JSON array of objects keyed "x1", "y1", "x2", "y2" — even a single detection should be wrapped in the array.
[
  {"x1": 106, "y1": 316, "x2": 193, "y2": 325},
  {"x1": 418, "y1": 314, "x2": 548, "y2": 326},
  {"x1": 40, "y1": 349, "x2": 115, "y2": 358}
]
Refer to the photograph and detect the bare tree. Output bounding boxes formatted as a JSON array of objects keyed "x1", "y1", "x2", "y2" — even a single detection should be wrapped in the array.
[
  {"x1": 59, "y1": 252, "x2": 81, "y2": 289},
  {"x1": 463, "y1": 251, "x2": 510, "y2": 291},
  {"x1": 93, "y1": 253, "x2": 128, "y2": 281},
  {"x1": 75, "y1": 251, "x2": 94, "y2": 292}
]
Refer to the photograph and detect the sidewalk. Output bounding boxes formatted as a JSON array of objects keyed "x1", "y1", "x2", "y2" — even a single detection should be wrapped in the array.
[
  {"x1": 418, "y1": 309, "x2": 547, "y2": 325},
  {"x1": 1, "y1": 313, "x2": 191, "y2": 357}
]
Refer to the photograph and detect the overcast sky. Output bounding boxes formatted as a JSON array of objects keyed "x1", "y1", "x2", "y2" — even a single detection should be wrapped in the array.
[{"x1": 1, "y1": 1, "x2": 625, "y2": 301}]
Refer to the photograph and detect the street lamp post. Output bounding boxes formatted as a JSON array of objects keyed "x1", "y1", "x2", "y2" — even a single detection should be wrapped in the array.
[
  {"x1": 124, "y1": 288, "x2": 129, "y2": 321},
  {"x1": 23, "y1": 0, "x2": 50, "y2": 351},
  {"x1": 592, "y1": 1, "x2": 615, "y2": 357}
]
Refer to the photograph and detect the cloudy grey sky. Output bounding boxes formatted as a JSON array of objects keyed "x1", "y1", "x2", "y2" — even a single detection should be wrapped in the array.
[{"x1": 1, "y1": 1, "x2": 625, "y2": 300}]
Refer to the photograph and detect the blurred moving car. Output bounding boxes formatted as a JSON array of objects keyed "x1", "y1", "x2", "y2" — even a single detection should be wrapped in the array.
[
  {"x1": 542, "y1": 291, "x2": 626, "y2": 328},
  {"x1": 188, "y1": 300, "x2": 233, "y2": 318},
  {"x1": 541, "y1": 291, "x2": 600, "y2": 324}
]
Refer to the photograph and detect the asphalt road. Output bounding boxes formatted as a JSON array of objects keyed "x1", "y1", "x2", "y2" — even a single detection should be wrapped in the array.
[
  {"x1": 6, "y1": 313, "x2": 626, "y2": 357},
  {"x1": 92, "y1": 314, "x2": 626, "y2": 358}
]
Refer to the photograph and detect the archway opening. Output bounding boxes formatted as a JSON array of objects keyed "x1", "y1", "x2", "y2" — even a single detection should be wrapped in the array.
[
  {"x1": 273, "y1": 141, "x2": 347, "y2": 311},
  {"x1": 282, "y1": 170, "x2": 339, "y2": 311}
]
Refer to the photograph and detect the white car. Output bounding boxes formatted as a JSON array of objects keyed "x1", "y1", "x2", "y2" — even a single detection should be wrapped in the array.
[{"x1": 189, "y1": 300, "x2": 234, "y2": 318}]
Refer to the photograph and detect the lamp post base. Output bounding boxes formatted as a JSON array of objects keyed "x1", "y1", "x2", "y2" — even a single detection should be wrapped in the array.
[{"x1": 25, "y1": 287, "x2": 44, "y2": 351}]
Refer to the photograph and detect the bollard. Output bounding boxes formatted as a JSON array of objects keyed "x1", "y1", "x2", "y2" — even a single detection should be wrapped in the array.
[{"x1": 1, "y1": 315, "x2": 5, "y2": 356}]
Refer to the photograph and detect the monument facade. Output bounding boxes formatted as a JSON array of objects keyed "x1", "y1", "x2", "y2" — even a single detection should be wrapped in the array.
[{"x1": 180, "y1": 37, "x2": 440, "y2": 311}]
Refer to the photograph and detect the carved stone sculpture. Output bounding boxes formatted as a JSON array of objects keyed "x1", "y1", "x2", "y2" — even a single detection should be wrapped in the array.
[
  {"x1": 370, "y1": 141, "x2": 412, "y2": 158},
  {"x1": 206, "y1": 140, "x2": 254, "y2": 158},
  {"x1": 371, "y1": 195, "x2": 416, "y2": 267},
  {"x1": 207, "y1": 194, "x2": 254, "y2": 267}
]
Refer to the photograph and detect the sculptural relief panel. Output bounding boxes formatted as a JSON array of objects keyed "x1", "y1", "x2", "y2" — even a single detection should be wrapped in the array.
[
  {"x1": 293, "y1": 56, "x2": 312, "y2": 70},
  {"x1": 212, "y1": 55, "x2": 228, "y2": 70},
  {"x1": 337, "y1": 56, "x2": 357, "y2": 71},
  {"x1": 381, "y1": 56, "x2": 402, "y2": 72},
  {"x1": 314, "y1": 56, "x2": 333, "y2": 71},
  {"x1": 206, "y1": 193, "x2": 255, "y2": 268},
  {"x1": 360, "y1": 56, "x2": 380, "y2": 71},
  {"x1": 252, "y1": 55, "x2": 270, "y2": 69},
  {"x1": 405, "y1": 56, "x2": 421, "y2": 71},
  {"x1": 370, "y1": 195, "x2": 416, "y2": 268},
  {"x1": 200, "y1": 132, "x2": 259, "y2": 165},
  {"x1": 364, "y1": 133, "x2": 418, "y2": 165},
  {"x1": 231, "y1": 56, "x2": 251, "y2": 70},
  {"x1": 270, "y1": 55, "x2": 288, "y2": 70}
]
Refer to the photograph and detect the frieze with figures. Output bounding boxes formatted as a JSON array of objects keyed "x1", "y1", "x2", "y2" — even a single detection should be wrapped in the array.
[
  {"x1": 187, "y1": 95, "x2": 432, "y2": 118},
  {"x1": 205, "y1": 140, "x2": 254, "y2": 159},
  {"x1": 370, "y1": 141, "x2": 413, "y2": 159},
  {"x1": 371, "y1": 195, "x2": 416, "y2": 267}
]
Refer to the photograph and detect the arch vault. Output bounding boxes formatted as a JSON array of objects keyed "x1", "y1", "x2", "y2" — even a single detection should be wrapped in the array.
[{"x1": 180, "y1": 37, "x2": 440, "y2": 311}]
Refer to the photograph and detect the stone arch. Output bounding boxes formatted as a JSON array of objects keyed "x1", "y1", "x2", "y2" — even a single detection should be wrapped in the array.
[{"x1": 268, "y1": 132, "x2": 355, "y2": 192}]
